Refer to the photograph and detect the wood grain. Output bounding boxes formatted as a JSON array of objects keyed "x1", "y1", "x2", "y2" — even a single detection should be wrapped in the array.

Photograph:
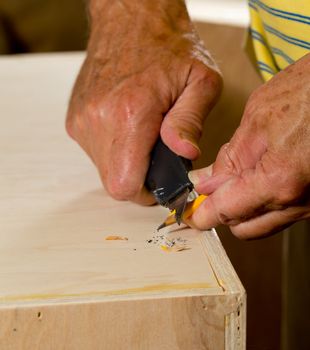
[{"x1": 0, "y1": 294, "x2": 242, "y2": 350}]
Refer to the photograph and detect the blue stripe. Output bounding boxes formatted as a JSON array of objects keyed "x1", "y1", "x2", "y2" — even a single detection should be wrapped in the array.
[
  {"x1": 249, "y1": 2, "x2": 258, "y2": 11},
  {"x1": 251, "y1": 28, "x2": 295, "y2": 64},
  {"x1": 257, "y1": 62, "x2": 276, "y2": 74},
  {"x1": 249, "y1": 0, "x2": 310, "y2": 25},
  {"x1": 251, "y1": 0, "x2": 310, "y2": 22},
  {"x1": 257, "y1": 65, "x2": 276, "y2": 75},
  {"x1": 252, "y1": 34, "x2": 266, "y2": 47},
  {"x1": 257, "y1": 62, "x2": 275, "y2": 74},
  {"x1": 258, "y1": 66, "x2": 275, "y2": 76},
  {"x1": 250, "y1": 29, "x2": 268, "y2": 45},
  {"x1": 264, "y1": 24, "x2": 310, "y2": 50},
  {"x1": 252, "y1": 32, "x2": 294, "y2": 64},
  {"x1": 271, "y1": 47, "x2": 294, "y2": 64},
  {"x1": 258, "y1": 61, "x2": 271, "y2": 68},
  {"x1": 257, "y1": 60, "x2": 277, "y2": 74},
  {"x1": 250, "y1": 29, "x2": 281, "y2": 70}
]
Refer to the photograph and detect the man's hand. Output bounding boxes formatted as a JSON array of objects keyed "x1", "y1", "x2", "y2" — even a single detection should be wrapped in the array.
[
  {"x1": 187, "y1": 53, "x2": 310, "y2": 239},
  {"x1": 66, "y1": 0, "x2": 222, "y2": 205}
]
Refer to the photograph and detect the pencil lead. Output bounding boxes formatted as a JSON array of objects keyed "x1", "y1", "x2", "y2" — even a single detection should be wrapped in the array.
[{"x1": 157, "y1": 222, "x2": 166, "y2": 231}]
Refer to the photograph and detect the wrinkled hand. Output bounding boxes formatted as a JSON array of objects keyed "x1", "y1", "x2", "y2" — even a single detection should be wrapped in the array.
[
  {"x1": 66, "y1": 0, "x2": 222, "y2": 205},
  {"x1": 187, "y1": 53, "x2": 310, "y2": 239}
]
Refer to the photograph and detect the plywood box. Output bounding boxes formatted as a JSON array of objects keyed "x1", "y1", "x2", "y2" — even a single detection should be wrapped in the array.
[{"x1": 0, "y1": 53, "x2": 245, "y2": 349}]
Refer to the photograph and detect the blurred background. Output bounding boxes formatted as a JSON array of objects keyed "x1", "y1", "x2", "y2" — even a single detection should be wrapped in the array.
[
  {"x1": 0, "y1": 0, "x2": 249, "y2": 54},
  {"x1": 0, "y1": 0, "x2": 88, "y2": 54},
  {"x1": 1, "y1": 1, "x2": 308, "y2": 349}
]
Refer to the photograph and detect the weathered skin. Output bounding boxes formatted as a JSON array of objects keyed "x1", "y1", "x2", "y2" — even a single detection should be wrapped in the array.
[
  {"x1": 187, "y1": 53, "x2": 310, "y2": 239},
  {"x1": 66, "y1": 0, "x2": 222, "y2": 205}
]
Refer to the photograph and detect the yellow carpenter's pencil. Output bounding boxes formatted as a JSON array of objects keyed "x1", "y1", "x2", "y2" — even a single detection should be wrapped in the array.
[{"x1": 157, "y1": 195, "x2": 207, "y2": 231}]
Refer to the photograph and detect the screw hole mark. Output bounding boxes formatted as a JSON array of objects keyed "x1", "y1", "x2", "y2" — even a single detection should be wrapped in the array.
[{"x1": 37, "y1": 311, "x2": 42, "y2": 319}]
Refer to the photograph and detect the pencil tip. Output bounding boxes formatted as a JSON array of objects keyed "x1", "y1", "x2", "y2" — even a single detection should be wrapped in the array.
[{"x1": 157, "y1": 222, "x2": 166, "y2": 231}]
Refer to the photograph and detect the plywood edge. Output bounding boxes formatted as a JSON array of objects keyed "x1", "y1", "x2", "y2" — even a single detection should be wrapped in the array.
[
  {"x1": 0, "y1": 283, "x2": 221, "y2": 309},
  {"x1": 200, "y1": 230, "x2": 246, "y2": 349},
  {"x1": 201, "y1": 229, "x2": 245, "y2": 295},
  {"x1": 224, "y1": 293, "x2": 246, "y2": 350}
]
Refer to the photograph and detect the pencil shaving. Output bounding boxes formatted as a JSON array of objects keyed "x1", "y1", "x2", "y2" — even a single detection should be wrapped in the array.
[
  {"x1": 160, "y1": 244, "x2": 190, "y2": 253},
  {"x1": 159, "y1": 237, "x2": 190, "y2": 253},
  {"x1": 146, "y1": 234, "x2": 190, "y2": 253},
  {"x1": 105, "y1": 235, "x2": 128, "y2": 241}
]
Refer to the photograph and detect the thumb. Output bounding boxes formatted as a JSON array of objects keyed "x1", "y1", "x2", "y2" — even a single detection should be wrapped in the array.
[
  {"x1": 160, "y1": 65, "x2": 222, "y2": 160},
  {"x1": 188, "y1": 126, "x2": 267, "y2": 194}
]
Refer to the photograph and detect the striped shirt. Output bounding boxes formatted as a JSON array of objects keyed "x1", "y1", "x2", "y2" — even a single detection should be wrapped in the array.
[{"x1": 248, "y1": 0, "x2": 310, "y2": 81}]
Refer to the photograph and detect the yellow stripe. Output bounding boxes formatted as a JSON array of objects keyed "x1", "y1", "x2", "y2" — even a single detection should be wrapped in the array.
[{"x1": 249, "y1": 0, "x2": 310, "y2": 81}]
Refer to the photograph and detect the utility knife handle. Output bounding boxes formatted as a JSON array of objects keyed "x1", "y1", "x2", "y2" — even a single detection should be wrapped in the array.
[{"x1": 145, "y1": 138, "x2": 193, "y2": 207}]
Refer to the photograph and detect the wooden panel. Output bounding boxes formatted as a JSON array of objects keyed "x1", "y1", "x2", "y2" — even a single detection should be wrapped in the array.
[
  {"x1": 0, "y1": 295, "x2": 242, "y2": 350},
  {"x1": 0, "y1": 53, "x2": 245, "y2": 349}
]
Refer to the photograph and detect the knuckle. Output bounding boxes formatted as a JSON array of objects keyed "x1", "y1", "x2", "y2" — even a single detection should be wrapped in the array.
[
  {"x1": 105, "y1": 176, "x2": 139, "y2": 201},
  {"x1": 118, "y1": 91, "x2": 154, "y2": 125},
  {"x1": 166, "y1": 112, "x2": 203, "y2": 137},
  {"x1": 197, "y1": 66, "x2": 223, "y2": 96},
  {"x1": 66, "y1": 97, "x2": 104, "y2": 139},
  {"x1": 217, "y1": 211, "x2": 230, "y2": 225},
  {"x1": 118, "y1": 99, "x2": 136, "y2": 123},
  {"x1": 65, "y1": 116, "x2": 76, "y2": 140},
  {"x1": 190, "y1": 59, "x2": 222, "y2": 95},
  {"x1": 105, "y1": 93, "x2": 142, "y2": 129},
  {"x1": 217, "y1": 142, "x2": 240, "y2": 174},
  {"x1": 207, "y1": 69, "x2": 223, "y2": 92},
  {"x1": 217, "y1": 210, "x2": 242, "y2": 226},
  {"x1": 85, "y1": 99, "x2": 104, "y2": 125},
  {"x1": 105, "y1": 182, "x2": 126, "y2": 201}
]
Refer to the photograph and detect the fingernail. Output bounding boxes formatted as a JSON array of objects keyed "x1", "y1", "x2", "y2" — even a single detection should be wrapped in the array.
[
  {"x1": 188, "y1": 170, "x2": 199, "y2": 185},
  {"x1": 179, "y1": 132, "x2": 201, "y2": 153},
  {"x1": 188, "y1": 165, "x2": 213, "y2": 185}
]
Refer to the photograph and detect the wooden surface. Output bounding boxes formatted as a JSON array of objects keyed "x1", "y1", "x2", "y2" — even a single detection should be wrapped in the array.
[{"x1": 0, "y1": 53, "x2": 245, "y2": 349}]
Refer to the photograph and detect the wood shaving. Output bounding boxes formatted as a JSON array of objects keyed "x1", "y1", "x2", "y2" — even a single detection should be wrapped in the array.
[
  {"x1": 105, "y1": 235, "x2": 128, "y2": 241},
  {"x1": 160, "y1": 244, "x2": 190, "y2": 253}
]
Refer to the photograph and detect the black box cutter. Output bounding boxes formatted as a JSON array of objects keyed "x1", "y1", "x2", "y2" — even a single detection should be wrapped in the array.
[{"x1": 145, "y1": 138, "x2": 194, "y2": 224}]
